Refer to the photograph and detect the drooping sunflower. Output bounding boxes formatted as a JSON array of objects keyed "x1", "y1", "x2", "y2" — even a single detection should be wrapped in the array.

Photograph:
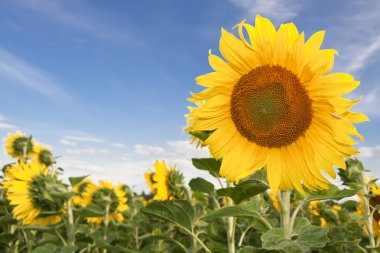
[
  {"x1": 71, "y1": 178, "x2": 95, "y2": 206},
  {"x1": 31, "y1": 144, "x2": 55, "y2": 167},
  {"x1": 4, "y1": 131, "x2": 34, "y2": 160},
  {"x1": 356, "y1": 183, "x2": 380, "y2": 237},
  {"x1": 186, "y1": 15, "x2": 368, "y2": 192},
  {"x1": 144, "y1": 160, "x2": 185, "y2": 201},
  {"x1": 144, "y1": 160, "x2": 172, "y2": 200},
  {"x1": 81, "y1": 180, "x2": 128, "y2": 224},
  {"x1": 3, "y1": 161, "x2": 64, "y2": 225}
]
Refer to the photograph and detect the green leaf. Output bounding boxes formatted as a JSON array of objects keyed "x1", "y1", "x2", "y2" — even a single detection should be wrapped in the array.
[
  {"x1": 192, "y1": 158, "x2": 221, "y2": 177},
  {"x1": 189, "y1": 131, "x2": 211, "y2": 142},
  {"x1": 203, "y1": 198, "x2": 270, "y2": 230},
  {"x1": 68, "y1": 175, "x2": 88, "y2": 186},
  {"x1": 79, "y1": 203, "x2": 105, "y2": 217},
  {"x1": 0, "y1": 214, "x2": 17, "y2": 225},
  {"x1": 296, "y1": 225, "x2": 329, "y2": 250},
  {"x1": 261, "y1": 219, "x2": 329, "y2": 253},
  {"x1": 305, "y1": 184, "x2": 357, "y2": 202},
  {"x1": 60, "y1": 246, "x2": 78, "y2": 253},
  {"x1": 217, "y1": 180, "x2": 268, "y2": 204},
  {"x1": 32, "y1": 243, "x2": 57, "y2": 253},
  {"x1": 261, "y1": 228, "x2": 296, "y2": 251},
  {"x1": 189, "y1": 177, "x2": 215, "y2": 196},
  {"x1": 144, "y1": 235, "x2": 188, "y2": 252},
  {"x1": 141, "y1": 200, "x2": 194, "y2": 231},
  {"x1": 237, "y1": 246, "x2": 274, "y2": 252}
]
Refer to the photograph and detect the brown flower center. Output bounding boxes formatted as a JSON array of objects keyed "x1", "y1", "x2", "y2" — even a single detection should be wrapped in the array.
[{"x1": 230, "y1": 65, "x2": 313, "y2": 147}]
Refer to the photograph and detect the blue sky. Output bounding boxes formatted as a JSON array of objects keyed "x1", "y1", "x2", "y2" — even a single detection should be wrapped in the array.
[{"x1": 0, "y1": 0, "x2": 380, "y2": 191}]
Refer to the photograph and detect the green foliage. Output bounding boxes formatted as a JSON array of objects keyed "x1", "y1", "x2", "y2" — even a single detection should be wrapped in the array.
[
  {"x1": 305, "y1": 184, "x2": 357, "y2": 202},
  {"x1": 192, "y1": 158, "x2": 221, "y2": 177},
  {"x1": 261, "y1": 219, "x2": 328, "y2": 253},
  {"x1": 217, "y1": 180, "x2": 269, "y2": 204},
  {"x1": 189, "y1": 177, "x2": 215, "y2": 196},
  {"x1": 141, "y1": 200, "x2": 195, "y2": 232}
]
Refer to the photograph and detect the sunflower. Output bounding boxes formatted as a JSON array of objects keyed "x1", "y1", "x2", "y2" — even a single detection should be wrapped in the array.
[
  {"x1": 186, "y1": 15, "x2": 368, "y2": 192},
  {"x1": 3, "y1": 161, "x2": 64, "y2": 225},
  {"x1": 71, "y1": 178, "x2": 95, "y2": 206},
  {"x1": 31, "y1": 144, "x2": 55, "y2": 167},
  {"x1": 81, "y1": 180, "x2": 128, "y2": 224},
  {"x1": 4, "y1": 131, "x2": 34, "y2": 160},
  {"x1": 357, "y1": 190, "x2": 380, "y2": 237},
  {"x1": 144, "y1": 160, "x2": 184, "y2": 201},
  {"x1": 309, "y1": 201, "x2": 327, "y2": 227},
  {"x1": 268, "y1": 190, "x2": 280, "y2": 212}
]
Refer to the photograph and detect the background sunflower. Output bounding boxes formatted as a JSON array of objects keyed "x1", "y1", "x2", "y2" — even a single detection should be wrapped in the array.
[{"x1": 4, "y1": 161, "x2": 64, "y2": 225}]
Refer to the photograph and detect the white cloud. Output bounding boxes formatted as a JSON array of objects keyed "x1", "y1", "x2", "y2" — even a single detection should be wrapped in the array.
[
  {"x1": 98, "y1": 148, "x2": 111, "y2": 155},
  {"x1": 17, "y1": 0, "x2": 136, "y2": 45},
  {"x1": 64, "y1": 136, "x2": 104, "y2": 143},
  {"x1": 56, "y1": 139, "x2": 217, "y2": 192},
  {"x1": 60, "y1": 139, "x2": 77, "y2": 146},
  {"x1": 66, "y1": 147, "x2": 97, "y2": 155},
  {"x1": 112, "y1": 143, "x2": 126, "y2": 148},
  {"x1": 0, "y1": 122, "x2": 16, "y2": 130},
  {"x1": 357, "y1": 145, "x2": 380, "y2": 180},
  {"x1": 0, "y1": 47, "x2": 68, "y2": 99},
  {"x1": 359, "y1": 146, "x2": 380, "y2": 158},
  {"x1": 343, "y1": 35, "x2": 380, "y2": 73},
  {"x1": 353, "y1": 86, "x2": 380, "y2": 117},
  {"x1": 229, "y1": 0, "x2": 302, "y2": 23},
  {"x1": 134, "y1": 144, "x2": 165, "y2": 156}
]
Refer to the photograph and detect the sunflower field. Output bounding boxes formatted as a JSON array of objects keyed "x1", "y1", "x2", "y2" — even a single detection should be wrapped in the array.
[{"x1": 0, "y1": 15, "x2": 378, "y2": 253}]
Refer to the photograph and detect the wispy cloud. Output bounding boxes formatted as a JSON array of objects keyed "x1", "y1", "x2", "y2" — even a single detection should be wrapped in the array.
[
  {"x1": 0, "y1": 114, "x2": 17, "y2": 129},
  {"x1": 65, "y1": 147, "x2": 111, "y2": 155},
  {"x1": 0, "y1": 123, "x2": 17, "y2": 130},
  {"x1": 229, "y1": 0, "x2": 302, "y2": 23},
  {"x1": 0, "y1": 47, "x2": 68, "y2": 99},
  {"x1": 342, "y1": 35, "x2": 380, "y2": 73},
  {"x1": 63, "y1": 136, "x2": 104, "y2": 143},
  {"x1": 353, "y1": 86, "x2": 380, "y2": 117},
  {"x1": 112, "y1": 143, "x2": 126, "y2": 148},
  {"x1": 332, "y1": 1, "x2": 380, "y2": 74},
  {"x1": 59, "y1": 139, "x2": 214, "y2": 192},
  {"x1": 17, "y1": 0, "x2": 138, "y2": 45},
  {"x1": 134, "y1": 144, "x2": 165, "y2": 156},
  {"x1": 60, "y1": 139, "x2": 77, "y2": 146}
]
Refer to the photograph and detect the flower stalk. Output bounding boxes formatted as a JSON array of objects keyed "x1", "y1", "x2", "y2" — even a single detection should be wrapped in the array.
[
  {"x1": 279, "y1": 190, "x2": 292, "y2": 239},
  {"x1": 360, "y1": 170, "x2": 376, "y2": 252}
]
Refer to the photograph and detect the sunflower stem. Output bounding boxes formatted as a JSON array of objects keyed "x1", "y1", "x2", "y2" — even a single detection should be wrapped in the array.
[
  {"x1": 102, "y1": 204, "x2": 111, "y2": 253},
  {"x1": 20, "y1": 228, "x2": 32, "y2": 253},
  {"x1": 226, "y1": 184, "x2": 236, "y2": 253},
  {"x1": 66, "y1": 199, "x2": 75, "y2": 246},
  {"x1": 279, "y1": 190, "x2": 292, "y2": 239},
  {"x1": 360, "y1": 170, "x2": 376, "y2": 252}
]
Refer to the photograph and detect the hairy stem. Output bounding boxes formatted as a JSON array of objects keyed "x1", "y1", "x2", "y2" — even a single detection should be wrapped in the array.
[
  {"x1": 279, "y1": 190, "x2": 292, "y2": 239},
  {"x1": 360, "y1": 170, "x2": 376, "y2": 252}
]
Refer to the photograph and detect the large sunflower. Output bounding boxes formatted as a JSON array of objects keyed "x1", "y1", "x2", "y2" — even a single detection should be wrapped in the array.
[
  {"x1": 80, "y1": 180, "x2": 128, "y2": 224},
  {"x1": 4, "y1": 131, "x2": 34, "y2": 160},
  {"x1": 3, "y1": 162, "x2": 64, "y2": 226},
  {"x1": 186, "y1": 15, "x2": 368, "y2": 192}
]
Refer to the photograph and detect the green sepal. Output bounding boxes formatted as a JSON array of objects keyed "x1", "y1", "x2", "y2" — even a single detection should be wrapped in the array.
[{"x1": 68, "y1": 175, "x2": 88, "y2": 187}]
